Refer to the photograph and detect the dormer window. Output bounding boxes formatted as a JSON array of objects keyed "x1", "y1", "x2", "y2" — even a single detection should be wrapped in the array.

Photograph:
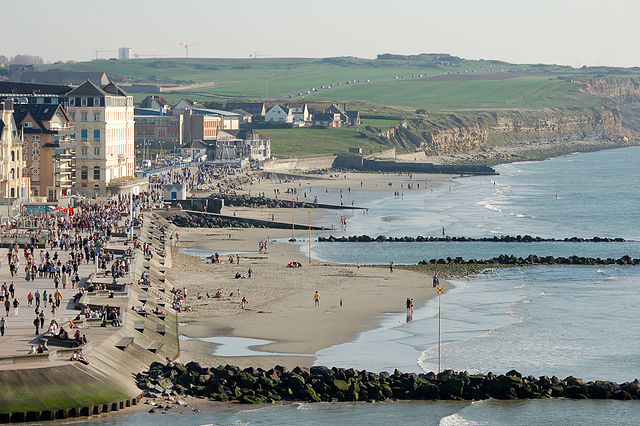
[
  {"x1": 23, "y1": 122, "x2": 33, "y2": 128},
  {"x1": 94, "y1": 98, "x2": 101, "y2": 107},
  {"x1": 81, "y1": 98, "x2": 87, "y2": 106}
]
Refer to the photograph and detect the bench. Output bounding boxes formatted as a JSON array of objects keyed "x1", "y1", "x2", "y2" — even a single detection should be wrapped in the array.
[
  {"x1": 42, "y1": 336, "x2": 81, "y2": 348},
  {"x1": 115, "y1": 337, "x2": 134, "y2": 350},
  {"x1": 156, "y1": 324, "x2": 166, "y2": 335},
  {"x1": 133, "y1": 320, "x2": 145, "y2": 333},
  {"x1": 147, "y1": 341, "x2": 164, "y2": 353}
]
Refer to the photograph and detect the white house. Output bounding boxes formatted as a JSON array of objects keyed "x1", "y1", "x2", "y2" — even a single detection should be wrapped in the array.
[
  {"x1": 265, "y1": 104, "x2": 290, "y2": 123},
  {"x1": 285, "y1": 103, "x2": 311, "y2": 123}
]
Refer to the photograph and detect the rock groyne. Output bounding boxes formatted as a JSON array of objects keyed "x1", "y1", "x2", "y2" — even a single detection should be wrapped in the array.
[
  {"x1": 317, "y1": 234, "x2": 628, "y2": 243},
  {"x1": 418, "y1": 254, "x2": 640, "y2": 266},
  {"x1": 137, "y1": 362, "x2": 640, "y2": 403}
]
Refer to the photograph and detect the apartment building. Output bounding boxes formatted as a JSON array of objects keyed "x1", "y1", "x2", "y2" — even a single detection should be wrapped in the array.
[
  {"x1": 0, "y1": 100, "x2": 31, "y2": 202},
  {"x1": 66, "y1": 80, "x2": 134, "y2": 194},
  {"x1": 12, "y1": 103, "x2": 75, "y2": 200}
]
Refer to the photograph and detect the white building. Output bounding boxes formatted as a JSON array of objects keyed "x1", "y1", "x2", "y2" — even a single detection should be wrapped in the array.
[
  {"x1": 66, "y1": 80, "x2": 135, "y2": 195},
  {"x1": 241, "y1": 129, "x2": 271, "y2": 161},
  {"x1": 119, "y1": 47, "x2": 133, "y2": 60},
  {"x1": 265, "y1": 104, "x2": 289, "y2": 123}
]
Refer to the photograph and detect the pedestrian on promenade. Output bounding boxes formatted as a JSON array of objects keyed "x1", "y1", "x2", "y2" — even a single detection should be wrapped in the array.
[
  {"x1": 0, "y1": 317, "x2": 6, "y2": 336},
  {"x1": 54, "y1": 290, "x2": 62, "y2": 308},
  {"x1": 12, "y1": 298, "x2": 19, "y2": 316},
  {"x1": 33, "y1": 317, "x2": 40, "y2": 335},
  {"x1": 314, "y1": 291, "x2": 320, "y2": 307},
  {"x1": 35, "y1": 290, "x2": 40, "y2": 308},
  {"x1": 4, "y1": 299, "x2": 9, "y2": 316},
  {"x1": 27, "y1": 292, "x2": 33, "y2": 306},
  {"x1": 248, "y1": 267, "x2": 252, "y2": 279}
]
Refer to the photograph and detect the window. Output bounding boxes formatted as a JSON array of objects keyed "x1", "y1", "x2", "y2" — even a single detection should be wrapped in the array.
[
  {"x1": 94, "y1": 98, "x2": 100, "y2": 107},
  {"x1": 93, "y1": 166, "x2": 100, "y2": 180},
  {"x1": 93, "y1": 129, "x2": 100, "y2": 141},
  {"x1": 10, "y1": 188, "x2": 14, "y2": 198},
  {"x1": 81, "y1": 112, "x2": 88, "y2": 121},
  {"x1": 9, "y1": 168, "x2": 14, "y2": 180},
  {"x1": 94, "y1": 111, "x2": 100, "y2": 121},
  {"x1": 69, "y1": 98, "x2": 75, "y2": 106},
  {"x1": 31, "y1": 136, "x2": 40, "y2": 143},
  {"x1": 81, "y1": 98, "x2": 87, "y2": 106},
  {"x1": 23, "y1": 122, "x2": 33, "y2": 128},
  {"x1": 81, "y1": 166, "x2": 88, "y2": 180},
  {"x1": 81, "y1": 147, "x2": 87, "y2": 156},
  {"x1": 10, "y1": 151, "x2": 14, "y2": 162},
  {"x1": 94, "y1": 147, "x2": 100, "y2": 156},
  {"x1": 70, "y1": 112, "x2": 75, "y2": 121},
  {"x1": 81, "y1": 129, "x2": 87, "y2": 142}
]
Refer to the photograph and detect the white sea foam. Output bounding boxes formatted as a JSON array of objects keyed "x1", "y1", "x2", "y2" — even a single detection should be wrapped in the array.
[{"x1": 439, "y1": 412, "x2": 483, "y2": 426}]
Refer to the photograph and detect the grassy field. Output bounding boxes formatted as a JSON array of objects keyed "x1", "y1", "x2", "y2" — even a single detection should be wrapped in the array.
[
  {"x1": 259, "y1": 127, "x2": 389, "y2": 158},
  {"x1": 44, "y1": 55, "x2": 576, "y2": 101},
  {"x1": 307, "y1": 76, "x2": 603, "y2": 111}
]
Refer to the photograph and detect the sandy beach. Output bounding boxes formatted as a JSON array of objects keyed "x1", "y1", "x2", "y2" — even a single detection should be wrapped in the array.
[{"x1": 170, "y1": 172, "x2": 455, "y2": 370}]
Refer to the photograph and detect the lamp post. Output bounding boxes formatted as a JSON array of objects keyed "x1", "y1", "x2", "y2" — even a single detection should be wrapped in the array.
[
  {"x1": 307, "y1": 211, "x2": 311, "y2": 263},
  {"x1": 437, "y1": 285, "x2": 444, "y2": 373},
  {"x1": 290, "y1": 195, "x2": 295, "y2": 241}
]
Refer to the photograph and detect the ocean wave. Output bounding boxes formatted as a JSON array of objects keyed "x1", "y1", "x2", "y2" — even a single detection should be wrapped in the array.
[
  {"x1": 439, "y1": 412, "x2": 484, "y2": 426},
  {"x1": 538, "y1": 291, "x2": 550, "y2": 297}
]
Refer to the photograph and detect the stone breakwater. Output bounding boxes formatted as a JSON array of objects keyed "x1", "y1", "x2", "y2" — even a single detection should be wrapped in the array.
[
  {"x1": 317, "y1": 235, "x2": 627, "y2": 242},
  {"x1": 137, "y1": 362, "x2": 640, "y2": 403},
  {"x1": 220, "y1": 194, "x2": 360, "y2": 210},
  {"x1": 418, "y1": 254, "x2": 640, "y2": 266},
  {"x1": 167, "y1": 212, "x2": 326, "y2": 230}
]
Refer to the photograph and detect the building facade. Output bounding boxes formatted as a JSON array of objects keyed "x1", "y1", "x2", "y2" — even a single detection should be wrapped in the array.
[
  {"x1": 134, "y1": 110, "x2": 184, "y2": 149},
  {"x1": 0, "y1": 100, "x2": 31, "y2": 203},
  {"x1": 66, "y1": 80, "x2": 135, "y2": 194},
  {"x1": 12, "y1": 103, "x2": 75, "y2": 200}
]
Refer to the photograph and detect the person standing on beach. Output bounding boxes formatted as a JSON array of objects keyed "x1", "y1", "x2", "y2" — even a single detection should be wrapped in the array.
[
  {"x1": 314, "y1": 291, "x2": 320, "y2": 307},
  {"x1": 0, "y1": 317, "x2": 6, "y2": 336},
  {"x1": 389, "y1": 261, "x2": 394, "y2": 273},
  {"x1": 433, "y1": 274, "x2": 439, "y2": 288}
]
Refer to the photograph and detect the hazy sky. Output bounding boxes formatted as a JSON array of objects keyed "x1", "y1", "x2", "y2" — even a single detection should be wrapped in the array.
[{"x1": 3, "y1": 0, "x2": 638, "y2": 67}]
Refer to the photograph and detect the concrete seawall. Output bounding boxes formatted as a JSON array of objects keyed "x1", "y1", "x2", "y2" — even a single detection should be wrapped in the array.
[{"x1": 0, "y1": 212, "x2": 181, "y2": 422}]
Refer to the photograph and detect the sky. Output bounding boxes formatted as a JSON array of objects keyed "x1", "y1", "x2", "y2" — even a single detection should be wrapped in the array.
[{"x1": 2, "y1": 0, "x2": 639, "y2": 67}]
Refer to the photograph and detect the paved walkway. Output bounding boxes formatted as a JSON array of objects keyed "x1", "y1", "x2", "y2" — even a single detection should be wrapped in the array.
[{"x1": 0, "y1": 234, "x2": 130, "y2": 356}]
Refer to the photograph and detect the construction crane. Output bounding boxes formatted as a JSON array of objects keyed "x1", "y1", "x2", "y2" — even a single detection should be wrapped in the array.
[
  {"x1": 94, "y1": 49, "x2": 116, "y2": 60},
  {"x1": 250, "y1": 51, "x2": 274, "y2": 59},
  {"x1": 178, "y1": 43, "x2": 203, "y2": 58},
  {"x1": 133, "y1": 53, "x2": 165, "y2": 59}
]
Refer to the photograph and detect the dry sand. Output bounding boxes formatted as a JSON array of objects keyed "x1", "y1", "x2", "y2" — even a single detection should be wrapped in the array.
[
  {"x1": 171, "y1": 171, "x2": 455, "y2": 369},
  {"x1": 172, "y1": 226, "x2": 449, "y2": 370}
]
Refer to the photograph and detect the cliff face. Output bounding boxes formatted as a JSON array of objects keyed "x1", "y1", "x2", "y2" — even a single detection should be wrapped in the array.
[
  {"x1": 381, "y1": 106, "x2": 631, "y2": 157},
  {"x1": 579, "y1": 78, "x2": 640, "y2": 100}
]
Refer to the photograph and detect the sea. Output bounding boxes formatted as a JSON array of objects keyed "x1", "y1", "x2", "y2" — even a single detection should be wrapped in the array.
[{"x1": 106, "y1": 146, "x2": 640, "y2": 425}]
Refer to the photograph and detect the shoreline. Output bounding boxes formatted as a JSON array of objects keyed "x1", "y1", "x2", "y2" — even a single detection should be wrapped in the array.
[{"x1": 168, "y1": 210, "x2": 452, "y2": 370}]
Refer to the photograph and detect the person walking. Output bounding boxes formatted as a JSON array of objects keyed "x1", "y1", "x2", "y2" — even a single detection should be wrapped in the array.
[
  {"x1": 314, "y1": 291, "x2": 320, "y2": 307},
  {"x1": 34, "y1": 290, "x2": 40, "y2": 309},
  {"x1": 0, "y1": 317, "x2": 6, "y2": 336},
  {"x1": 54, "y1": 290, "x2": 62, "y2": 308},
  {"x1": 248, "y1": 267, "x2": 252, "y2": 279},
  {"x1": 12, "y1": 298, "x2": 19, "y2": 316},
  {"x1": 433, "y1": 274, "x2": 439, "y2": 288},
  {"x1": 4, "y1": 299, "x2": 9, "y2": 316},
  {"x1": 33, "y1": 316, "x2": 40, "y2": 335},
  {"x1": 389, "y1": 261, "x2": 394, "y2": 273}
]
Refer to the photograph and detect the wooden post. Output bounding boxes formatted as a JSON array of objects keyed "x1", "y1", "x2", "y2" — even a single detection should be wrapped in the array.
[{"x1": 307, "y1": 211, "x2": 311, "y2": 263}]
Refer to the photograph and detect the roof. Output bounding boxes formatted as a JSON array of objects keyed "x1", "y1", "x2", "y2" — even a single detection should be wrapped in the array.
[
  {"x1": 231, "y1": 108, "x2": 251, "y2": 116},
  {"x1": 66, "y1": 80, "x2": 108, "y2": 97},
  {"x1": 225, "y1": 102, "x2": 265, "y2": 115},
  {"x1": 232, "y1": 129, "x2": 269, "y2": 141},
  {"x1": 0, "y1": 81, "x2": 72, "y2": 96},
  {"x1": 102, "y1": 82, "x2": 130, "y2": 97},
  {"x1": 134, "y1": 108, "x2": 166, "y2": 116},
  {"x1": 191, "y1": 108, "x2": 241, "y2": 118},
  {"x1": 286, "y1": 102, "x2": 307, "y2": 110},
  {"x1": 314, "y1": 112, "x2": 340, "y2": 121},
  {"x1": 346, "y1": 110, "x2": 360, "y2": 119},
  {"x1": 328, "y1": 103, "x2": 347, "y2": 115},
  {"x1": 175, "y1": 98, "x2": 201, "y2": 108},
  {"x1": 140, "y1": 95, "x2": 169, "y2": 109},
  {"x1": 12, "y1": 103, "x2": 68, "y2": 130}
]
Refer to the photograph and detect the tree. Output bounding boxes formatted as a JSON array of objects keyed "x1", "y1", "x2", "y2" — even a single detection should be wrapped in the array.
[{"x1": 10, "y1": 55, "x2": 44, "y2": 65}]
